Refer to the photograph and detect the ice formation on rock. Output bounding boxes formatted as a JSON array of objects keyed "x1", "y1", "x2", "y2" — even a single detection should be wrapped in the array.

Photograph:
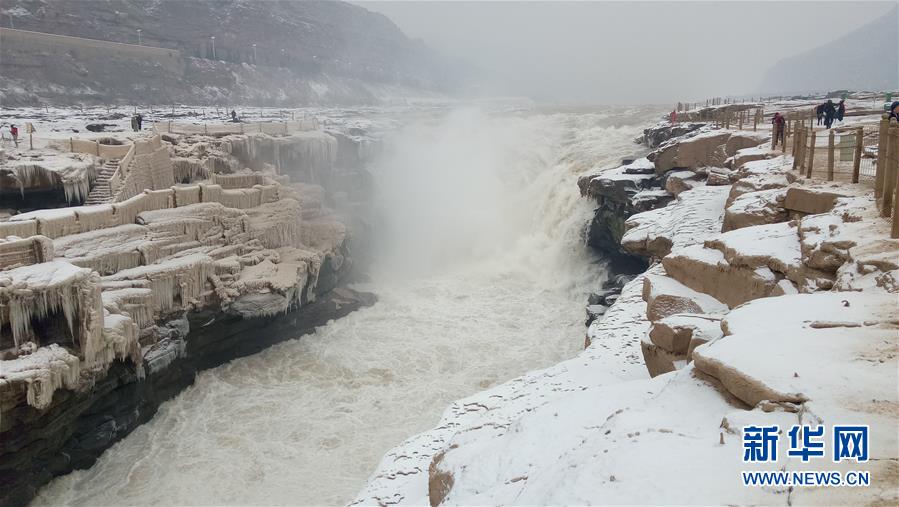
[
  {"x1": 0, "y1": 344, "x2": 81, "y2": 409},
  {"x1": 1, "y1": 120, "x2": 348, "y2": 411},
  {"x1": 7, "y1": 157, "x2": 97, "y2": 204}
]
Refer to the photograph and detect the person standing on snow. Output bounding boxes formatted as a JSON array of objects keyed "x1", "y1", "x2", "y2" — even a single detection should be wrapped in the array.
[
  {"x1": 835, "y1": 99, "x2": 846, "y2": 123},
  {"x1": 823, "y1": 100, "x2": 837, "y2": 129},
  {"x1": 9, "y1": 124, "x2": 19, "y2": 148},
  {"x1": 771, "y1": 112, "x2": 785, "y2": 148},
  {"x1": 669, "y1": 110, "x2": 677, "y2": 123},
  {"x1": 889, "y1": 101, "x2": 899, "y2": 123},
  {"x1": 816, "y1": 103, "x2": 825, "y2": 125}
]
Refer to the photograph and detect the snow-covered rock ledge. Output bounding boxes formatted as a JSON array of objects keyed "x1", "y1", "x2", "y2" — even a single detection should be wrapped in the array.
[
  {"x1": 0, "y1": 127, "x2": 375, "y2": 507},
  {"x1": 357, "y1": 122, "x2": 898, "y2": 506}
]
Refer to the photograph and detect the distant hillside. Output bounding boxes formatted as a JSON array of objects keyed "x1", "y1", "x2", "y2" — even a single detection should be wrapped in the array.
[
  {"x1": 0, "y1": 0, "x2": 468, "y2": 106},
  {"x1": 758, "y1": 7, "x2": 898, "y2": 95}
]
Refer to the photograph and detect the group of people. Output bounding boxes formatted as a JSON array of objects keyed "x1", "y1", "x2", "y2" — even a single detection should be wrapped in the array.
[
  {"x1": 130, "y1": 113, "x2": 144, "y2": 132},
  {"x1": 815, "y1": 99, "x2": 846, "y2": 129}
]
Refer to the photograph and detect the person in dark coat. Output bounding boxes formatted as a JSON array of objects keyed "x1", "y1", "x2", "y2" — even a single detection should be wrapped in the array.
[
  {"x1": 835, "y1": 100, "x2": 846, "y2": 123},
  {"x1": 823, "y1": 100, "x2": 836, "y2": 129},
  {"x1": 136, "y1": 113, "x2": 143, "y2": 131},
  {"x1": 231, "y1": 110, "x2": 239, "y2": 122},
  {"x1": 816, "y1": 103, "x2": 825, "y2": 125},
  {"x1": 888, "y1": 101, "x2": 899, "y2": 123}
]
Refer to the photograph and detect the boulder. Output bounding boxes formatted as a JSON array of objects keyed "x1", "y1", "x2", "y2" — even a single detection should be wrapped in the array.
[
  {"x1": 641, "y1": 272, "x2": 728, "y2": 322},
  {"x1": 621, "y1": 186, "x2": 728, "y2": 260},
  {"x1": 706, "y1": 167, "x2": 734, "y2": 186},
  {"x1": 621, "y1": 157, "x2": 656, "y2": 175},
  {"x1": 661, "y1": 244, "x2": 781, "y2": 308},
  {"x1": 725, "y1": 146, "x2": 776, "y2": 169},
  {"x1": 664, "y1": 170, "x2": 704, "y2": 196},
  {"x1": 704, "y1": 221, "x2": 834, "y2": 291},
  {"x1": 783, "y1": 187, "x2": 845, "y2": 215},
  {"x1": 722, "y1": 188, "x2": 788, "y2": 232},
  {"x1": 649, "y1": 313, "x2": 723, "y2": 356},
  {"x1": 694, "y1": 292, "x2": 897, "y2": 409},
  {"x1": 725, "y1": 173, "x2": 791, "y2": 207},
  {"x1": 724, "y1": 132, "x2": 768, "y2": 157},
  {"x1": 798, "y1": 212, "x2": 855, "y2": 272},
  {"x1": 640, "y1": 337, "x2": 686, "y2": 377},
  {"x1": 641, "y1": 122, "x2": 707, "y2": 149},
  {"x1": 652, "y1": 132, "x2": 730, "y2": 173}
]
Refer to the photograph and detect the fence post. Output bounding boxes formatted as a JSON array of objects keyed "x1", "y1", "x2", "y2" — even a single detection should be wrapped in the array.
[
  {"x1": 851, "y1": 127, "x2": 863, "y2": 183},
  {"x1": 874, "y1": 115, "x2": 889, "y2": 198},
  {"x1": 883, "y1": 123, "x2": 898, "y2": 218},
  {"x1": 738, "y1": 110, "x2": 744, "y2": 130},
  {"x1": 827, "y1": 130, "x2": 835, "y2": 181},
  {"x1": 807, "y1": 129, "x2": 816, "y2": 178},
  {"x1": 784, "y1": 121, "x2": 791, "y2": 153},
  {"x1": 792, "y1": 127, "x2": 802, "y2": 170},
  {"x1": 69, "y1": 137, "x2": 74, "y2": 152}
]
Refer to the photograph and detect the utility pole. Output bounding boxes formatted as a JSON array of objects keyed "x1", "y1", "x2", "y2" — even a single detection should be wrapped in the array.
[
  {"x1": 137, "y1": 29, "x2": 142, "y2": 45},
  {"x1": 210, "y1": 36, "x2": 216, "y2": 60},
  {"x1": 252, "y1": 43, "x2": 257, "y2": 64}
]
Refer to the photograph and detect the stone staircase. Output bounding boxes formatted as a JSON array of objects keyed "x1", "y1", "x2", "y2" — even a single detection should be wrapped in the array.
[{"x1": 85, "y1": 159, "x2": 120, "y2": 205}]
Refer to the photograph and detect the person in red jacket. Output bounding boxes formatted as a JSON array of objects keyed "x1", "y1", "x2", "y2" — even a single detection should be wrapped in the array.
[
  {"x1": 771, "y1": 113, "x2": 785, "y2": 148},
  {"x1": 9, "y1": 124, "x2": 19, "y2": 148},
  {"x1": 669, "y1": 110, "x2": 678, "y2": 123}
]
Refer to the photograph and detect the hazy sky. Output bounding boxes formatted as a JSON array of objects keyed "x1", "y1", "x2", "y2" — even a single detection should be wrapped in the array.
[{"x1": 357, "y1": 1, "x2": 896, "y2": 104}]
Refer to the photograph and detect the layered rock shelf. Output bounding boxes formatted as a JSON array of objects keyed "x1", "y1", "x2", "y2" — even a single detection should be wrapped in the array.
[
  {"x1": 0, "y1": 123, "x2": 375, "y2": 507},
  {"x1": 357, "y1": 108, "x2": 898, "y2": 506}
]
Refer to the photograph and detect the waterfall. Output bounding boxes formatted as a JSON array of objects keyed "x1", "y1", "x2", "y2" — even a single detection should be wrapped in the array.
[{"x1": 36, "y1": 106, "x2": 658, "y2": 506}]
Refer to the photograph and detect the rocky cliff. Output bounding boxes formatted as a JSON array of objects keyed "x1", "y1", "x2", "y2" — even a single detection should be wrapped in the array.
[
  {"x1": 0, "y1": 0, "x2": 469, "y2": 106},
  {"x1": 0, "y1": 123, "x2": 379, "y2": 507}
]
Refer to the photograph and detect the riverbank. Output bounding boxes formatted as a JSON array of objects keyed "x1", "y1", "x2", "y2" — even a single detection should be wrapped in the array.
[
  {"x1": 0, "y1": 121, "x2": 377, "y2": 507},
  {"x1": 356, "y1": 100, "x2": 898, "y2": 505}
]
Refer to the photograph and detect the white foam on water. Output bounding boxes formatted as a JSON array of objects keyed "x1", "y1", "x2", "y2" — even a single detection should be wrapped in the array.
[{"x1": 35, "y1": 106, "x2": 658, "y2": 506}]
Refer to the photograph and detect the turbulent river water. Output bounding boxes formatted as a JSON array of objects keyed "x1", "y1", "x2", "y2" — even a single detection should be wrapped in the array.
[{"x1": 36, "y1": 106, "x2": 659, "y2": 506}]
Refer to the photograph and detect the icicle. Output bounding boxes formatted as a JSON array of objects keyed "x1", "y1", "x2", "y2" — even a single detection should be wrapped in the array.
[
  {"x1": 104, "y1": 254, "x2": 213, "y2": 314},
  {"x1": 172, "y1": 158, "x2": 208, "y2": 183},
  {"x1": 0, "y1": 344, "x2": 82, "y2": 410}
]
